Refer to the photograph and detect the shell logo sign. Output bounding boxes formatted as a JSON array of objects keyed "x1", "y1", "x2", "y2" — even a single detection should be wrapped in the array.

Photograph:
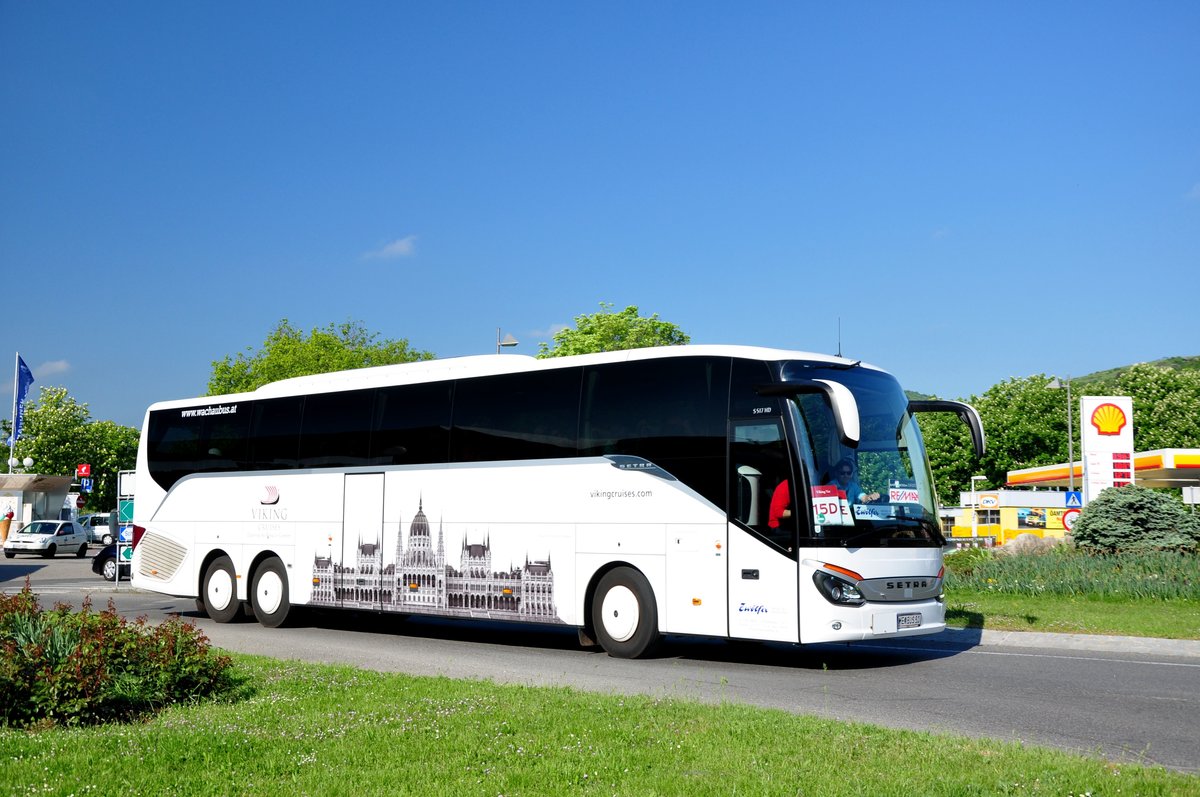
[
  {"x1": 1080, "y1": 395, "x2": 1135, "y2": 504},
  {"x1": 1090, "y1": 403, "x2": 1128, "y2": 436}
]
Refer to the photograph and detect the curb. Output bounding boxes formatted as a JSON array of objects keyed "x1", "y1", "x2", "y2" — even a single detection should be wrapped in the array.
[{"x1": 942, "y1": 627, "x2": 1200, "y2": 659}]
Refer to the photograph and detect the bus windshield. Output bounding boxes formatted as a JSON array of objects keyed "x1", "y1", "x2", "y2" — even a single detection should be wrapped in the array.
[{"x1": 782, "y1": 363, "x2": 943, "y2": 546}]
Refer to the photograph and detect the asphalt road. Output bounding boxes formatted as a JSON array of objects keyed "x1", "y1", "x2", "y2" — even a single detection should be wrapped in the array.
[{"x1": 6, "y1": 554, "x2": 1200, "y2": 774}]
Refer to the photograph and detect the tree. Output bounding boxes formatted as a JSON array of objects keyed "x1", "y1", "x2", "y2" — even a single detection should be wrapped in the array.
[
  {"x1": 917, "y1": 375, "x2": 1068, "y2": 506},
  {"x1": 1112, "y1": 363, "x2": 1200, "y2": 451},
  {"x1": 916, "y1": 410, "x2": 978, "y2": 506},
  {"x1": 537, "y1": 303, "x2": 689, "y2": 358},
  {"x1": 208, "y1": 319, "x2": 434, "y2": 395},
  {"x1": 7, "y1": 387, "x2": 139, "y2": 512},
  {"x1": 82, "y1": 420, "x2": 140, "y2": 511},
  {"x1": 919, "y1": 362, "x2": 1200, "y2": 508}
]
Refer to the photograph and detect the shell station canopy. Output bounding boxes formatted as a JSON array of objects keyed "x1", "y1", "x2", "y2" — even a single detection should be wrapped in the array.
[{"x1": 1007, "y1": 449, "x2": 1200, "y2": 489}]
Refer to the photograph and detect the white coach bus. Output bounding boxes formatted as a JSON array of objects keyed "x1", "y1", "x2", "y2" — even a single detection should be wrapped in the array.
[{"x1": 130, "y1": 345, "x2": 983, "y2": 658}]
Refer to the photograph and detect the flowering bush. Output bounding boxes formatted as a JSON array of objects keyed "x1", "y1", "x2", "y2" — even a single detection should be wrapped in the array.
[{"x1": 0, "y1": 582, "x2": 238, "y2": 727}]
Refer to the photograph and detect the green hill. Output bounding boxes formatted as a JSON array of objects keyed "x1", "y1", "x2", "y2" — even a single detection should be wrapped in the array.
[
  {"x1": 1074, "y1": 354, "x2": 1200, "y2": 387},
  {"x1": 915, "y1": 355, "x2": 1200, "y2": 400}
]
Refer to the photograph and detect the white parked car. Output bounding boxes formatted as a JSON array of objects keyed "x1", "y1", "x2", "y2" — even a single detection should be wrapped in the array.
[
  {"x1": 78, "y1": 513, "x2": 117, "y2": 545},
  {"x1": 2, "y1": 520, "x2": 89, "y2": 559}
]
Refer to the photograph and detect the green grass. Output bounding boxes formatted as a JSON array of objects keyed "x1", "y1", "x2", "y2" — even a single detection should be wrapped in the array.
[
  {"x1": 0, "y1": 654, "x2": 1196, "y2": 796},
  {"x1": 946, "y1": 591, "x2": 1200, "y2": 637},
  {"x1": 942, "y1": 548, "x2": 1200, "y2": 638}
]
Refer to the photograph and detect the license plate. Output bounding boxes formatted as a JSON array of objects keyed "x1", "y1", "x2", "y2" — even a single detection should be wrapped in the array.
[{"x1": 897, "y1": 612, "x2": 922, "y2": 630}]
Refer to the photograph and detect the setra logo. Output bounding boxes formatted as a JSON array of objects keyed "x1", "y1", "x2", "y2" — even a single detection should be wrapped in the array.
[{"x1": 1090, "y1": 403, "x2": 1127, "y2": 436}]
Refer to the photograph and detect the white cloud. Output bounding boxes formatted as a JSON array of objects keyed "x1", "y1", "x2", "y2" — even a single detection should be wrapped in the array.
[
  {"x1": 7, "y1": 360, "x2": 68, "y2": 394},
  {"x1": 932, "y1": 227, "x2": 951, "y2": 240},
  {"x1": 1187, "y1": 183, "x2": 1200, "y2": 201},
  {"x1": 529, "y1": 323, "x2": 570, "y2": 338},
  {"x1": 37, "y1": 360, "x2": 70, "y2": 378},
  {"x1": 363, "y1": 235, "x2": 417, "y2": 260}
]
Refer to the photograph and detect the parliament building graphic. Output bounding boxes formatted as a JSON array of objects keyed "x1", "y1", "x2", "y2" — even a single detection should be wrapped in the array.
[{"x1": 310, "y1": 499, "x2": 561, "y2": 623}]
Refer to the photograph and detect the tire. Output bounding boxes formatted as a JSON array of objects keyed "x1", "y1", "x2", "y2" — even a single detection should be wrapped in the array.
[
  {"x1": 102, "y1": 533, "x2": 113, "y2": 546},
  {"x1": 43, "y1": 544, "x2": 57, "y2": 559},
  {"x1": 250, "y1": 557, "x2": 290, "y2": 628},
  {"x1": 590, "y1": 567, "x2": 660, "y2": 659},
  {"x1": 76, "y1": 543, "x2": 88, "y2": 558},
  {"x1": 202, "y1": 555, "x2": 242, "y2": 623},
  {"x1": 102, "y1": 558, "x2": 118, "y2": 581},
  {"x1": 3, "y1": 551, "x2": 13, "y2": 559}
]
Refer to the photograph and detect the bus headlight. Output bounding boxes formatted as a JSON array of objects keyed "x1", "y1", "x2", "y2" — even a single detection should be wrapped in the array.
[{"x1": 813, "y1": 571, "x2": 865, "y2": 606}]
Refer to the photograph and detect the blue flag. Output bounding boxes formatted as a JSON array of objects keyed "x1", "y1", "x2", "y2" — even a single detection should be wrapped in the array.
[{"x1": 9, "y1": 355, "x2": 34, "y2": 446}]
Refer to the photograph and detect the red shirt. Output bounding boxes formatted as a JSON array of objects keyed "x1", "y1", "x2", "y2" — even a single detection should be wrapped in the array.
[{"x1": 768, "y1": 480, "x2": 790, "y2": 528}]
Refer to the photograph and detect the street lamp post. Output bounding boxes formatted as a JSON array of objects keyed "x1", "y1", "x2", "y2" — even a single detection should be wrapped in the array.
[
  {"x1": 1047, "y1": 376, "x2": 1075, "y2": 492},
  {"x1": 496, "y1": 328, "x2": 519, "y2": 354},
  {"x1": 970, "y1": 475, "x2": 987, "y2": 538}
]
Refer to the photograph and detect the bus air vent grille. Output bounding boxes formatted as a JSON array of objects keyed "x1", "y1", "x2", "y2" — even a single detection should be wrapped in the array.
[{"x1": 136, "y1": 532, "x2": 188, "y2": 582}]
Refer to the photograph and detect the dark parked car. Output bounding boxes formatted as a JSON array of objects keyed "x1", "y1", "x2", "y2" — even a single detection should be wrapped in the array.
[{"x1": 91, "y1": 543, "x2": 131, "y2": 581}]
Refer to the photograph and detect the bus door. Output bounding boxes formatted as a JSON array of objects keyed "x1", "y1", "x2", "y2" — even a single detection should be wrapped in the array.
[
  {"x1": 341, "y1": 473, "x2": 386, "y2": 610},
  {"x1": 726, "y1": 417, "x2": 800, "y2": 643}
]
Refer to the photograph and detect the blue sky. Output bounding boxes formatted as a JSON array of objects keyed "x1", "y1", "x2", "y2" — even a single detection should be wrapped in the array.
[{"x1": 2, "y1": 2, "x2": 1197, "y2": 429}]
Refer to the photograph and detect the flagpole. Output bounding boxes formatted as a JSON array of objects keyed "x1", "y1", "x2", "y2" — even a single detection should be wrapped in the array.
[{"x1": 9, "y1": 352, "x2": 17, "y2": 474}]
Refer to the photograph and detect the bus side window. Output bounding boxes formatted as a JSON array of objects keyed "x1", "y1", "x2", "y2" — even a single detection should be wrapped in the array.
[
  {"x1": 146, "y1": 412, "x2": 203, "y2": 490},
  {"x1": 449, "y1": 368, "x2": 582, "y2": 462},
  {"x1": 371, "y1": 382, "x2": 452, "y2": 465},
  {"x1": 299, "y1": 388, "x2": 374, "y2": 468},
  {"x1": 579, "y1": 357, "x2": 729, "y2": 508},
  {"x1": 249, "y1": 397, "x2": 303, "y2": 470}
]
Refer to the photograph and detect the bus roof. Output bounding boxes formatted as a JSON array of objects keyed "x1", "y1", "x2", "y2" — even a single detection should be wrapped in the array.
[{"x1": 145, "y1": 344, "x2": 878, "y2": 411}]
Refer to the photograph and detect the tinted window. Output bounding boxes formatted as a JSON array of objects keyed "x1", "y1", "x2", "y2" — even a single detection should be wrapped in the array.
[
  {"x1": 450, "y1": 368, "x2": 582, "y2": 462},
  {"x1": 146, "y1": 409, "x2": 204, "y2": 491},
  {"x1": 199, "y1": 408, "x2": 251, "y2": 473},
  {"x1": 146, "y1": 402, "x2": 250, "y2": 490},
  {"x1": 580, "y1": 357, "x2": 729, "y2": 507},
  {"x1": 249, "y1": 397, "x2": 303, "y2": 470},
  {"x1": 371, "y1": 382, "x2": 452, "y2": 465},
  {"x1": 299, "y1": 389, "x2": 374, "y2": 468}
]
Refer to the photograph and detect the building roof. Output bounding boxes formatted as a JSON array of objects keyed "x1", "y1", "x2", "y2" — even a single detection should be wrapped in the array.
[
  {"x1": 1007, "y1": 448, "x2": 1200, "y2": 489},
  {"x1": 0, "y1": 474, "x2": 74, "y2": 492}
]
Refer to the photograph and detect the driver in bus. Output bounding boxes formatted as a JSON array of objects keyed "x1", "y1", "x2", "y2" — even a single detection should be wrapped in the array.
[{"x1": 829, "y1": 457, "x2": 880, "y2": 504}]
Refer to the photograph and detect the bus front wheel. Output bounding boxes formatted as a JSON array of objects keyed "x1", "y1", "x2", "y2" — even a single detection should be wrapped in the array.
[
  {"x1": 202, "y1": 555, "x2": 241, "y2": 623},
  {"x1": 591, "y1": 567, "x2": 660, "y2": 659},
  {"x1": 251, "y1": 557, "x2": 290, "y2": 628}
]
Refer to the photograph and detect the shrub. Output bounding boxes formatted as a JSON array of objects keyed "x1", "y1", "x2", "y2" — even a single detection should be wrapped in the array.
[
  {"x1": 0, "y1": 582, "x2": 239, "y2": 728},
  {"x1": 1072, "y1": 484, "x2": 1200, "y2": 553}
]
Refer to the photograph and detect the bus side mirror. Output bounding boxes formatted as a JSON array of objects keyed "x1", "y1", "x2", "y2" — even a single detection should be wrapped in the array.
[{"x1": 909, "y1": 400, "x2": 986, "y2": 458}]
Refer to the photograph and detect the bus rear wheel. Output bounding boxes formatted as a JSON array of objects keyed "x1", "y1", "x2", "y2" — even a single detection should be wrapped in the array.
[
  {"x1": 251, "y1": 558, "x2": 290, "y2": 628},
  {"x1": 202, "y1": 555, "x2": 241, "y2": 623},
  {"x1": 591, "y1": 567, "x2": 660, "y2": 659}
]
